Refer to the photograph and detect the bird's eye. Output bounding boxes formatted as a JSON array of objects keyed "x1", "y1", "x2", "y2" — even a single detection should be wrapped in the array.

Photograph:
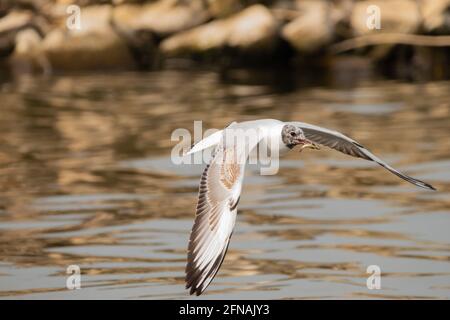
[{"x1": 290, "y1": 132, "x2": 296, "y2": 137}]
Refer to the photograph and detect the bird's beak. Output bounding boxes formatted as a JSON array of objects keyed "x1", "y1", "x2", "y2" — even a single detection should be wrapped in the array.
[
  {"x1": 301, "y1": 142, "x2": 321, "y2": 150},
  {"x1": 297, "y1": 139, "x2": 321, "y2": 151}
]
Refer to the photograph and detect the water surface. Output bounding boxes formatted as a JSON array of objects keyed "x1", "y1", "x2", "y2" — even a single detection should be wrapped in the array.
[{"x1": 0, "y1": 70, "x2": 449, "y2": 299}]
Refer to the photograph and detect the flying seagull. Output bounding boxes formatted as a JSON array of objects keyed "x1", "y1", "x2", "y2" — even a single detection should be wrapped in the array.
[{"x1": 184, "y1": 119, "x2": 435, "y2": 296}]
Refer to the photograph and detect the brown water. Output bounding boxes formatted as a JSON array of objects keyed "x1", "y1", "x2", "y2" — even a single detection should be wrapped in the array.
[{"x1": 0, "y1": 69, "x2": 449, "y2": 299}]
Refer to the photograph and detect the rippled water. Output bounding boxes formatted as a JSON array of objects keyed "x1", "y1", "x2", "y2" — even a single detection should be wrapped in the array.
[{"x1": 0, "y1": 69, "x2": 449, "y2": 299}]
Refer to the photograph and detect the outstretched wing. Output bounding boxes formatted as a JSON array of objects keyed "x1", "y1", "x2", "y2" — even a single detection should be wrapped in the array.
[
  {"x1": 288, "y1": 121, "x2": 435, "y2": 191},
  {"x1": 186, "y1": 126, "x2": 263, "y2": 295}
]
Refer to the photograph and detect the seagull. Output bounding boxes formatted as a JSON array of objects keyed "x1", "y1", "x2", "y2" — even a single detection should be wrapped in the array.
[{"x1": 184, "y1": 119, "x2": 435, "y2": 296}]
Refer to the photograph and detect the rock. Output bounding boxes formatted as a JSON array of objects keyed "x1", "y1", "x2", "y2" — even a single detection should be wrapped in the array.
[
  {"x1": 9, "y1": 28, "x2": 50, "y2": 74},
  {"x1": 0, "y1": 10, "x2": 34, "y2": 33},
  {"x1": 40, "y1": 5, "x2": 136, "y2": 70},
  {"x1": 419, "y1": 0, "x2": 450, "y2": 33},
  {"x1": 0, "y1": 10, "x2": 34, "y2": 58},
  {"x1": 281, "y1": 0, "x2": 335, "y2": 53},
  {"x1": 351, "y1": 0, "x2": 421, "y2": 35},
  {"x1": 160, "y1": 4, "x2": 278, "y2": 56},
  {"x1": 207, "y1": 0, "x2": 244, "y2": 18},
  {"x1": 112, "y1": 0, "x2": 209, "y2": 38}
]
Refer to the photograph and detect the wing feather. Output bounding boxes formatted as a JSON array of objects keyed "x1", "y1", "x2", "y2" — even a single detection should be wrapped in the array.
[
  {"x1": 186, "y1": 146, "x2": 242, "y2": 295},
  {"x1": 288, "y1": 121, "x2": 435, "y2": 191},
  {"x1": 186, "y1": 124, "x2": 266, "y2": 295}
]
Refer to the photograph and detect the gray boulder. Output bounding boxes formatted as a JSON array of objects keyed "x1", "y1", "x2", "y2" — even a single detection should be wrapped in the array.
[
  {"x1": 39, "y1": 5, "x2": 135, "y2": 70},
  {"x1": 160, "y1": 4, "x2": 279, "y2": 56}
]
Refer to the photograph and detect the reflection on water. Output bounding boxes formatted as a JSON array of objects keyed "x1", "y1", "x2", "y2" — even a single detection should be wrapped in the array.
[{"x1": 0, "y1": 69, "x2": 449, "y2": 299}]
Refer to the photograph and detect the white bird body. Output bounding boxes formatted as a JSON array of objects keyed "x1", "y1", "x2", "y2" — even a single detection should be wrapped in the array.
[
  {"x1": 185, "y1": 119, "x2": 435, "y2": 296},
  {"x1": 187, "y1": 119, "x2": 290, "y2": 157}
]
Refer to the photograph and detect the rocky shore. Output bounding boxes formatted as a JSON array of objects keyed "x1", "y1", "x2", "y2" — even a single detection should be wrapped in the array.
[{"x1": 1, "y1": 0, "x2": 450, "y2": 78}]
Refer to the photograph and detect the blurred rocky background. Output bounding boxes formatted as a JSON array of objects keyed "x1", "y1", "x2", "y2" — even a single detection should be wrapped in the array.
[{"x1": 1, "y1": 0, "x2": 450, "y2": 79}]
